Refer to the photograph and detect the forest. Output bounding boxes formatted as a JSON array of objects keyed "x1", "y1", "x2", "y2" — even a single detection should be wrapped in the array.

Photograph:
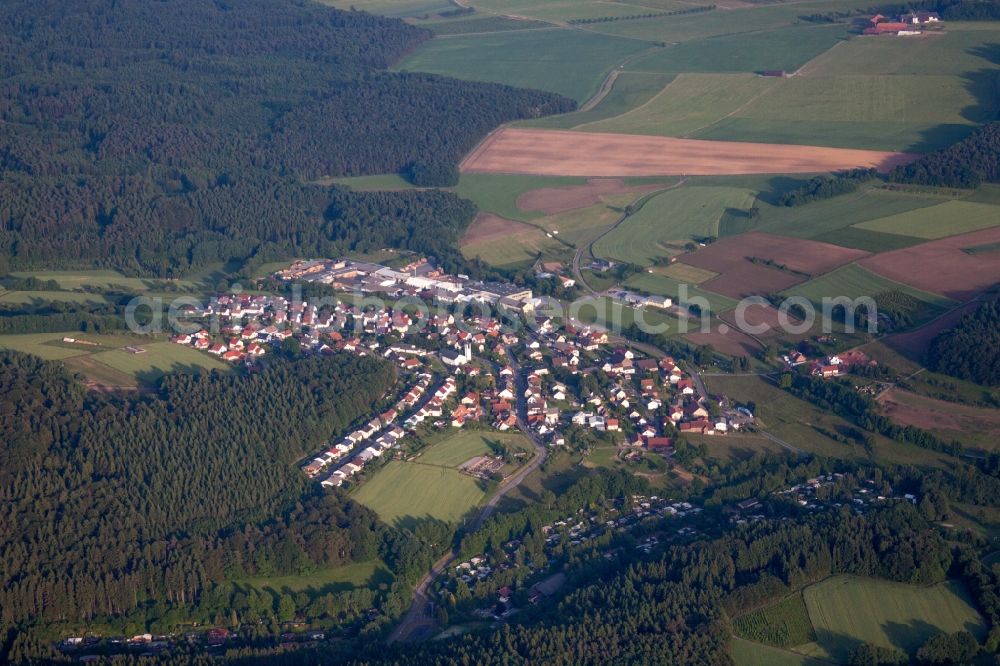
[
  {"x1": 927, "y1": 297, "x2": 1000, "y2": 386},
  {"x1": 0, "y1": 351, "x2": 437, "y2": 649},
  {"x1": 0, "y1": 0, "x2": 574, "y2": 277},
  {"x1": 890, "y1": 121, "x2": 1000, "y2": 188}
]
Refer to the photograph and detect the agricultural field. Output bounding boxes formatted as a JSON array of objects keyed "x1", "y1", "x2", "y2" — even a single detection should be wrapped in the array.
[
  {"x1": 733, "y1": 593, "x2": 816, "y2": 648},
  {"x1": 428, "y1": 16, "x2": 552, "y2": 36},
  {"x1": 460, "y1": 214, "x2": 562, "y2": 266},
  {"x1": 730, "y1": 637, "x2": 828, "y2": 666},
  {"x1": 803, "y1": 575, "x2": 986, "y2": 663},
  {"x1": 678, "y1": 233, "x2": 869, "y2": 299},
  {"x1": 627, "y1": 24, "x2": 848, "y2": 75},
  {"x1": 352, "y1": 460, "x2": 488, "y2": 528},
  {"x1": 0, "y1": 332, "x2": 229, "y2": 386},
  {"x1": 570, "y1": 296, "x2": 682, "y2": 334},
  {"x1": 0, "y1": 290, "x2": 110, "y2": 305},
  {"x1": 594, "y1": 185, "x2": 758, "y2": 265},
  {"x1": 454, "y1": 173, "x2": 590, "y2": 221},
  {"x1": 858, "y1": 226, "x2": 1000, "y2": 300},
  {"x1": 878, "y1": 388, "x2": 1000, "y2": 451},
  {"x1": 237, "y1": 560, "x2": 393, "y2": 595},
  {"x1": 519, "y1": 72, "x2": 676, "y2": 130},
  {"x1": 8, "y1": 270, "x2": 153, "y2": 291},
  {"x1": 461, "y1": 128, "x2": 914, "y2": 178},
  {"x1": 314, "y1": 0, "x2": 454, "y2": 18},
  {"x1": 416, "y1": 431, "x2": 531, "y2": 468},
  {"x1": 395, "y1": 28, "x2": 650, "y2": 102},
  {"x1": 696, "y1": 74, "x2": 987, "y2": 152},
  {"x1": 853, "y1": 200, "x2": 1000, "y2": 239},
  {"x1": 579, "y1": 74, "x2": 778, "y2": 137},
  {"x1": 780, "y1": 264, "x2": 955, "y2": 311}
]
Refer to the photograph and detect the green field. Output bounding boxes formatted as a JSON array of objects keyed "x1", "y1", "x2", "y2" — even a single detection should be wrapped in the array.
[
  {"x1": 0, "y1": 290, "x2": 111, "y2": 305},
  {"x1": 453, "y1": 173, "x2": 588, "y2": 221},
  {"x1": 352, "y1": 461, "x2": 488, "y2": 528},
  {"x1": 803, "y1": 576, "x2": 986, "y2": 663},
  {"x1": 751, "y1": 187, "x2": 944, "y2": 244},
  {"x1": 395, "y1": 28, "x2": 651, "y2": 102},
  {"x1": 628, "y1": 24, "x2": 847, "y2": 75},
  {"x1": 853, "y1": 200, "x2": 1000, "y2": 239},
  {"x1": 417, "y1": 431, "x2": 531, "y2": 468},
  {"x1": 594, "y1": 186, "x2": 757, "y2": 265},
  {"x1": 579, "y1": 73, "x2": 777, "y2": 136},
  {"x1": 696, "y1": 74, "x2": 989, "y2": 152},
  {"x1": 781, "y1": 264, "x2": 956, "y2": 310},
  {"x1": 0, "y1": 333, "x2": 229, "y2": 385},
  {"x1": 315, "y1": 0, "x2": 454, "y2": 18},
  {"x1": 731, "y1": 637, "x2": 829, "y2": 666},
  {"x1": 734, "y1": 593, "x2": 816, "y2": 648},
  {"x1": 571, "y1": 296, "x2": 682, "y2": 334},
  {"x1": 238, "y1": 560, "x2": 393, "y2": 594},
  {"x1": 429, "y1": 15, "x2": 552, "y2": 35},
  {"x1": 519, "y1": 71, "x2": 676, "y2": 130},
  {"x1": 8, "y1": 270, "x2": 153, "y2": 291}
]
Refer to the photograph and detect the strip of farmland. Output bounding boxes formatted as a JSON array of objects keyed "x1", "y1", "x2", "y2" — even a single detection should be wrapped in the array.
[{"x1": 461, "y1": 128, "x2": 918, "y2": 177}]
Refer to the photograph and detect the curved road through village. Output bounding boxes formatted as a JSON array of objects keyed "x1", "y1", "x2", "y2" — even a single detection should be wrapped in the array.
[{"x1": 388, "y1": 347, "x2": 546, "y2": 643}]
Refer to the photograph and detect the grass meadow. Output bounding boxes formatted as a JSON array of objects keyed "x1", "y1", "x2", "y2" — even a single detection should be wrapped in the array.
[
  {"x1": 352, "y1": 460, "x2": 488, "y2": 528},
  {"x1": 395, "y1": 28, "x2": 650, "y2": 102},
  {"x1": 803, "y1": 576, "x2": 986, "y2": 663},
  {"x1": 593, "y1": 186, "x2": 757, "y2": 265}
]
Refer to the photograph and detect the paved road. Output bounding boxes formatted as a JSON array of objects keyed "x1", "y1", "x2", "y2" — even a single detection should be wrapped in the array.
[
  {"x1": 572, "y1": 178, "x2": 687, "y2": 295},
  {"x1": 388, "y1": 349, "x2": 547, "y2": 643}
]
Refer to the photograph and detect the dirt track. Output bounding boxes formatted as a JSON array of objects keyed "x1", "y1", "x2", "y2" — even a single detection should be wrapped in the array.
[{"x1": 461, "y1": 128, "x2": 918, "y2": 177}]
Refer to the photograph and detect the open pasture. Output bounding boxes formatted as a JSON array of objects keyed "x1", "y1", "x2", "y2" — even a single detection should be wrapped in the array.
[
  {"x1": 395, "y1": 28, "x2": 650, "y2": 102},
  {"x1": 678, "y1": 232, "x2": 869, "y2": 299},
  {"x1": 461, "y1": 128, "x2": 916, "y2": 178},
  {"x1": 803, "y1": 575, "x2": 986, "y2": 663},
  {"x1": 315, "y1": 0, "x2": 454, "y2": 17},
  {"x1": 0, "y1": 290, "x2": 110, "y2": 306},
  {"x1": 731, "y1": 637, "x2": 828, "y2": 666},
  {"x1": 238, "y1": 560, "x2": 393, "y2": 595},
  {"x1": 351, "y1": 461, "x2": 487, "y2": 528},
  {"x1": 858, "y1": 226, "x2": 1000, "y2": 300},
  {"x1": 879, "y1": 388, "x2": 1000, "y2": 451},
  {"x1": 593, "y1": 186, "x2": 757, "y2": 265}
]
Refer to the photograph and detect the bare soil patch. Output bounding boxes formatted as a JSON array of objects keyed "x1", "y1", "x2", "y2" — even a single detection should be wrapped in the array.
[
  {"x1": 678, "y1": 232, "x2": 869, "y2": 299},
  {"x1": 516, "y1": 178, "x2": 664, "y2": 215},
  {"x1": 879, "y1": 388, "x2": 1000, "y2": 438},
  {"x1": 684, "y1": 329, "x2": 762, "y2": 356},
  {"x1": 858, "y1": 226, "x2": 1000, "y2": 301},
  {"x1": 461, "y1": 128, "x2": 917, "y2": 177},
  {"x1": 460, "y1": 213, "x2": 539, "y2": 246}
]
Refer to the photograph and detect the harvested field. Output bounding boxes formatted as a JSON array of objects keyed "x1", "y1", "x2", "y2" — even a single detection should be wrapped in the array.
[
  {"x1": 460, "y1": 128, "x2": 917, "y2": 178},
  {"x1": 858, "y1": 227, "x2": 1000, "y2": 301},
  {"x1": 515, "y1": 177, "x2": 665, "y2": 215},
  {"x1": 460, "y1": 213, "x2": 540, "y2": 246},
  {"x1": 678, "y1": 232, "x2": 869, "y2": 299},
  {"x1": 684, "y1": 328, "x2": 762, "y2": 356},
  {"x1": 721, "y1": 302, "x2": 794, "y2": 337},
  {"x1": 878, "y1": 389, "x2": 1000, "y2": 445}
]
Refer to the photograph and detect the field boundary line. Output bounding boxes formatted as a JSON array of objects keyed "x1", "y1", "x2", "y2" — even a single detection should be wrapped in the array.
[
  {"x1": 682, "y1": 76, "x2": 781, "y2": 138},
  {"x1": 575, "y1": 73, "x2": 680, "y2": 131}
]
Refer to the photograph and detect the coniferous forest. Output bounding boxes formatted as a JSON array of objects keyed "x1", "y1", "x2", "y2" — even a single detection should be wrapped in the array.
[
  {"x1": 0, "y1": 0, "x2": 574, "y2": 276},
  {"x1": 0, "y1": 352, "x2": 409, "y2": 632}
]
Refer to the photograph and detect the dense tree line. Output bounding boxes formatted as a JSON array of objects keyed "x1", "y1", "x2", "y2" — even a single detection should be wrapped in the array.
[
  {"x1": 927, "y1": 297, "x2": 1000, "y2": 386},
  {"x1": 777, "y1": 168, "x2": 877, "y2": 206},
  {"x1": 0, "y1": 0, "x2": 574, "y2": 276},
  {"x1": 890, "y1": 121, "x2": 1000, "y2": 188},
  {"x1": 0, "y1": 351, "x2": 406, "y2": 641}
]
